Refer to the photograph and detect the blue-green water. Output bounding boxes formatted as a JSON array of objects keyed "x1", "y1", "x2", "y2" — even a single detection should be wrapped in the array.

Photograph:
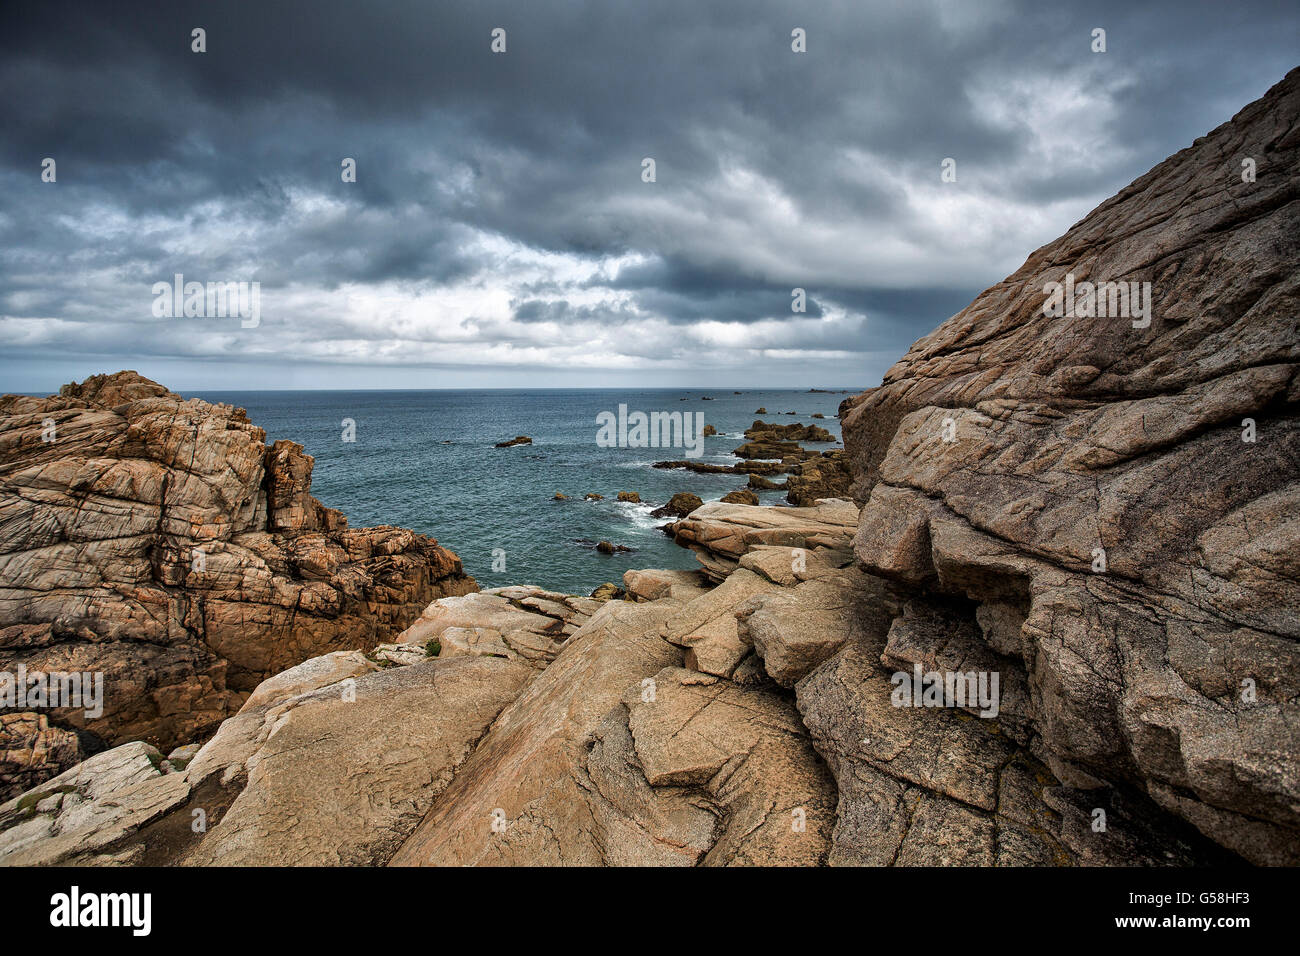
[{"x1": 190, "y1": 388, "x2": 852, "y2": 594}]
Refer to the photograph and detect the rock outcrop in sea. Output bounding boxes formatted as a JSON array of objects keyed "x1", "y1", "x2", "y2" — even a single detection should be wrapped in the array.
[
  {"x1": 655, "y1": 417, "x2": 854, "y2": 504},
  {"x1": 1, "y1": 68, "x2": 1297, "y2": 866}
]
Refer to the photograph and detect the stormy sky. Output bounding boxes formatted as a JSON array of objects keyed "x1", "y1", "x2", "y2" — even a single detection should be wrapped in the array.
[{"x1": 1, "y1": 1, "x2": 1296, "y2": 392}]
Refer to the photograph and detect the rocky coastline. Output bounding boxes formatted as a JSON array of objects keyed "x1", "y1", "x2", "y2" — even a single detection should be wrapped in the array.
[{"x1": 1, "y1": 68, "x2": 1297, "y2": 866}]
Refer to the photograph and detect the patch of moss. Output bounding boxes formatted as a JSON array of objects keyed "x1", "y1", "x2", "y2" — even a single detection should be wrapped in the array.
[
  {"x1": 425, "y1": 638, "x2": 442, "y2": 657},
  {"x1": 14, "y1": 784, "x2": 78, "y2": 817}
]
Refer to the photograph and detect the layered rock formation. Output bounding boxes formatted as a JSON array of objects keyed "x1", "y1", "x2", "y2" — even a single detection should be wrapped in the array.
[
  {"x1": 840, "y1": 66, "x2": 1300, "y2": 864},
  {"x1": 0, "y1": 372, "x2": 476, "y2": 797}
]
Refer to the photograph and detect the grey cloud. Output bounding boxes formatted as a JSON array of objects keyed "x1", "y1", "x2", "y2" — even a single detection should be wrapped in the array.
[{"x1": 0, "y1": 0, "x2": 1296, "y2": 391}]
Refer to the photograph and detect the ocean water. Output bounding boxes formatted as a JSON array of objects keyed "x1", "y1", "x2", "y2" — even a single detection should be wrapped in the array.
[{"x1": 191, "y1": 388, "x2": 853, "y2": 594}]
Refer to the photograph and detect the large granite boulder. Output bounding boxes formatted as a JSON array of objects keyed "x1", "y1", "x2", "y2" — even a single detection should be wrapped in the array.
[
  {"x1": 666, "y1": 498, "x2": 860, "y2": 582},
  {"x1": 0, "y1": 649, "x2": 531, "y2": 866},
  {"x1": 394, "y1": 585, "x2": 602, "y2": 668},
  {"x1": 182, "y1": 654, "x2": 532, "y2": 866},
  {"x1": 389, "y1": 593, "x2": 837, "y2": 866}
]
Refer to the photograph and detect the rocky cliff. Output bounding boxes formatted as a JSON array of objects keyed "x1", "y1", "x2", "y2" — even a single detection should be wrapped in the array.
[
  {"x1": 840, "y1": 66, "x2": 1300, "y2": 863},
  {"x1": 0, "y1": 372, "x2": 476, "y2": 797}
]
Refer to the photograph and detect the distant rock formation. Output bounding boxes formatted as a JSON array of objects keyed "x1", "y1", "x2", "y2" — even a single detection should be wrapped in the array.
[
  {"x1": 652, "y1": 459, "x2": 786, "y2": 475},
  {"x1": 0, "y1": 371, "x2": 476, "y2": 797},
  {"x1": 744, "y1": 419, "x2": 834, "y2": 444},
  {"x1": 840, "y1": 67, "x2": 1300, "y2": 863}
]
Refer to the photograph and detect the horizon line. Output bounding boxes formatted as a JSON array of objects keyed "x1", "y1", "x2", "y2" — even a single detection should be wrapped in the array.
[{"x1": 7, "y1": 385, "x2": 870, "y2": 396}]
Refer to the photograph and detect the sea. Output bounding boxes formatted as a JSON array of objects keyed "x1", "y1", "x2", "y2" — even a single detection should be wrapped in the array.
[{"x1": 190, "y1": 388, "x2": 855, "y2": 594}]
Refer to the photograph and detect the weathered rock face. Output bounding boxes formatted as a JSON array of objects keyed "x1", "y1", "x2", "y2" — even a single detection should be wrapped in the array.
[
  {"x1": 182, "y1": 654, "x2": 533, "y2": 866},
  {"x1": 0, "y1": 371, "x2": 476, "y2": 797},
  {"x1": 839, "y1": 68, "x2": 1300, "y2": 863},
  {"x1": 389, "y1": 579, "x2": 838, "y2": 867},
  {"x1": 0, "y1": 713, "x2": 88, "y2": 801},
  {"x1": 0, "y1": 740, "x2": 191, "y2": 867},
  {"x1": 797, "y1": 637, "x2": 1236, "y2": 866},
  {"x1": 0, "y1": 649, "x2": 531, "y2": 866}
]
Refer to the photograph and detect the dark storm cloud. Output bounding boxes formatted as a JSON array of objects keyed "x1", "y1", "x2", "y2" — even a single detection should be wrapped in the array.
[
  {"x1": 510, "y1": 299, "x2": 641, "y2": 325},
  {"x1": 0, "y1": 0, "x2": 1296, "y2": 390}
]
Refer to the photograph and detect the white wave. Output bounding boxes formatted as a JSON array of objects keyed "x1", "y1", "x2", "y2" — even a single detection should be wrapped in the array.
[{"x1": 614, "y1": 500, "x2": 663, "y2": 530}]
